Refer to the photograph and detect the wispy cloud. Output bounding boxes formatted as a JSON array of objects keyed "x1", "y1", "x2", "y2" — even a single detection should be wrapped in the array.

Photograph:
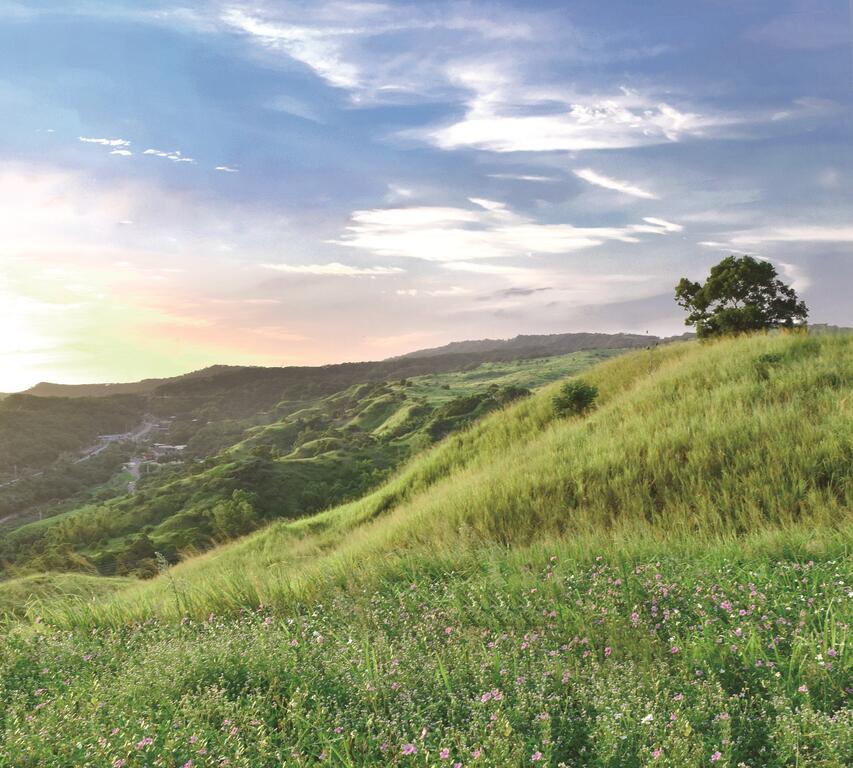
[
  {"x1": 79, "y1": 137, "x2": 131, "y2": 147},
  {"x1": 487, "y1": 173, "x2": 559, "y2": 182},
  {"x1": 221, "y1": 7, "x2": 363, "y2": 90},
  {"x1": 110, "y1": 149, "x2": 133, "y2": 157},
  {"x1": 730, "y1": 225, "x2": 853, "y2": 245},
  {"x1": 573, "y1": 168, "x2": 657, "y2": 199},
  {"x1": 215, "y1": 165, "x2": 240, "y2": 173},
  {"x1": 144, "y1": 148, "x2": 196, "y2": 163},
  {"x1": 262, "y1": 262, "x2": 404, "y2": 276},
  {"x1": 333, "y1": 200, "x2": 684, "y2": 264},
  {"x1": 415, "y1": 63, "x2": 726, "y2": 153}
]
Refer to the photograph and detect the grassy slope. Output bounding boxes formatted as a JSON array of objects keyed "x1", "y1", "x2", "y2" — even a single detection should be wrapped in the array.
[
  {"x1": 1, "y1": 332, "x2": 851, "y2": 767},
  {"x1": 0, "y1": 572, "x2": 132, "y2": 620},
  {"x1": 1, "y1": 332, "x2": 850, "y2": 768},
  {"x1": 40, "y1": 332, "x2": 851, "y2": 626}
]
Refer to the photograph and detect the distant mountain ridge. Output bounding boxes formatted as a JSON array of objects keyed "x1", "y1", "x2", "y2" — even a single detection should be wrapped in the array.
[
  {"x1": 400, "y1": 331, "x2": 687, "y2": 359},
  {"x1": 22, "y1": 331, "x2": 676, "y2": 399},
  {"x1": 23, "y1": 366, "x2": 242, "y2": 398}
]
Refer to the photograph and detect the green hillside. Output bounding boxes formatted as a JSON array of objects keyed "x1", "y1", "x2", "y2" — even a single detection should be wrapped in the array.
[
  {"x1": 1, "y1": 333, "x2": 850, "y2": 767},
  {"x1": 0, "y1": 349, "x2": 621, "y2": 577}
]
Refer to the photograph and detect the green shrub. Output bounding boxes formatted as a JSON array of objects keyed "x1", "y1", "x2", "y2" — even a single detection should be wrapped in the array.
[{"x1": 552, "y1": 379, "x2": 598, "y2": 416}]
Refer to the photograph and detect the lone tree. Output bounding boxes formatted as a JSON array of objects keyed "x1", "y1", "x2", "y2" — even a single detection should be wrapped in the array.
[{"x1": 675, "y1": 255, "x2": 808, "y2": 338}]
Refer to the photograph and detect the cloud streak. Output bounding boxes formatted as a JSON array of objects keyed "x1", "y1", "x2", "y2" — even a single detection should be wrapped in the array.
[
  {"x1": 573, "y1": 168, "x2": 657, "y2": 199},
  {"x1": 262, "y1": 262, "x2": 404, "y2": 276}
]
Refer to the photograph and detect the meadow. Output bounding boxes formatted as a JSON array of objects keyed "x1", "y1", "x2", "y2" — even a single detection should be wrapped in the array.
[{"x1": 0, "y1": 332, "x2": 850, "y2": 766}]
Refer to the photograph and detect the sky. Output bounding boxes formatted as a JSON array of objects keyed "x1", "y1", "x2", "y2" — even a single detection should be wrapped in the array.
[{"x1": 0, "y1": 0, "x2": 851, "y2": 391}]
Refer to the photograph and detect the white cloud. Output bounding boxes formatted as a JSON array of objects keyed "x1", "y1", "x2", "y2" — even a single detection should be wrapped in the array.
[
  {"x1": 222, "y1": 8, "x2": 362, "y2": 90},
  {"x1": 333, "y1": 200, "x2": 684, "y2": 264},
  {"x1": 215, "y1": 165, "x2": 240, "y2": 173},
  {"x1": 640, "y1": 217, "x2": 683, "y2": 233},
  {"x1": 468, "y1": 197, "x2": 507, "y2": 211},
  {"x1": 730, "y1": 226, "x2": 853, "y2": 245},
  {"x1": 144, "y1": 148, "x2": 196, "y2": 163},
  {"x1": 110, "y1": 149, "x2": 133, "y2": 157},
  {"x1": 79, "y1": 137, "x2": 131, "y2": 147},
  {"x1": 487, "y1": 173, "x2": 559, "y2": 182},
  {"x1": 573, "y1": 168, "x2": 657, "y2": 199},
  {"x1": 416, "y1": 65, "x2": 726, "y2": 153},
  {"x1": 262, "y1": 262, "x2": 404, "y2": 276}
]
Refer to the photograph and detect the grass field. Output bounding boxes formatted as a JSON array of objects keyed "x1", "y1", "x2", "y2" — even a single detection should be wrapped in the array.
[{"x1": 1, "y1": 332, "x2": 850, "y2": 766}]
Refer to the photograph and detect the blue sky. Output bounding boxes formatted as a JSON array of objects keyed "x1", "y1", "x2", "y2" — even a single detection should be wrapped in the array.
[{"x1": 0, "y1": 0, "x2": 851, "y2": 389}]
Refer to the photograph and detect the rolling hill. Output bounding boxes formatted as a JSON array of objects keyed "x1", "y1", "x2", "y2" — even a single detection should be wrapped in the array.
[{"x1": 1, "y1": 332, "x2": 850, "y2": 767}]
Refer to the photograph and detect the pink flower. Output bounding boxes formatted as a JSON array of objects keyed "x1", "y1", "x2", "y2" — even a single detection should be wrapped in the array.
[
  {"x1": 652, "y1": 748, "x2": 662, "y2": 759},
  {"x1": 798, "y1": 684, "x2": 808, "y2": 693},
  {"x1": 182, "y1": 762, "x2": 194, "y2": 768},
  {"x1": 531, "y1": 751, "x2": 543, "y2": 762},
  {"x1": 670, "y1": 646, "x2": 680, "y2": 654},
  {"x1": 827, "y1": 648, "x2": 837, "y2": 658},
  {"x1": 472, "y1": 748, "x2": 482, "y2": 758},
  {"x1": 440, "y1": 748, "x2": 451, "y2": 759},
  {"x1": 445, "y1": 627, "x2": 453, "y2": 635},
  {"x1": 710, "y1": 751, "x2": 722, "y2": 762},
  {"x1": 402, "y1": 743, "x2": 417, "y2": 756},
  {"x1": 113, "y1": 761, "x2": 127, "y2": 768},
  {"x1": 604, "y1": 646, "x2": 612, "y2": 657}
]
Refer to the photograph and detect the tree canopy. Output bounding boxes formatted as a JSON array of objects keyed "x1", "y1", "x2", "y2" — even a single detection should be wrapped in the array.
[{"x1": 675, "y1": 255, "x2": 808, "y2": 338}]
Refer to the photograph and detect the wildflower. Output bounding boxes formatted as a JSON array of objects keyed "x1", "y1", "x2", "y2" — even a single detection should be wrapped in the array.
[
  {"x1": 531, "y1": 751, "x2": 543, "y2": 762},
  {"x1": 113, "y1": 761, "x2": 127, "y2": 768},
  {"x1": 641, "y1": 714, "x2": 654, "y2": 724},
  {"x1": 402, "y1": 743, "x2": 417, "y2": 755},
  {"x1": 670, "y1": 646, "x2": 680, "y2": 654},
  {"x1": 182, "y1": 762, "x2": 194, "y2": 768},
  {"x1": 334, "y1": 727, "x2": 343, "y2": 734},
  {"x1": 440, "y1": 748, "x2": 451, "y2": 759},
  {"x1": 652, "y1": 748, "x2": 662, "y2": 760},
  {"x1": 798, "y1": 684, "x2": 808, "y2": 693},
  {"x1": 827, "y1": 648, "x2": 837, "y2": 658},
  {"x1": 135, "y1": 736, "x2": 153, "y2": 750},
  {"x1": 445, "y1": 626, "x2": 453, "y2": 635},
  {"x1": 472, "y1": 748, "x2": 482, "y2": 758},
  {"x1": 604, "y1": 646, "x2": 612, "y2": 657},
  {"x1": 710, "y1": 751, "x2": 722, "y2": 762}
]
